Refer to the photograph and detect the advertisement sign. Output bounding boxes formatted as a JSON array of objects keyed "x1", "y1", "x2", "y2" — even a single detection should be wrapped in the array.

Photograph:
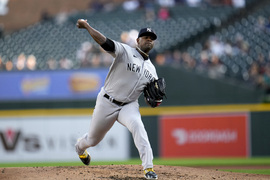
[
  {"x1": 0, "y1": 69, "x2": 108, "y2": 101},
  {"x1": 0, "y1": 116, "x2": 129, "y2": 162},
  {"x1": 160, "y1": 113, "x2": 249, "y2": 157}
]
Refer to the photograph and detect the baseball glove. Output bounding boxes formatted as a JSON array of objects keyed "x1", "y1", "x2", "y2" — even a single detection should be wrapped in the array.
[{"x1": 144, "y1": 77, "x2": 166, "y2": 108}]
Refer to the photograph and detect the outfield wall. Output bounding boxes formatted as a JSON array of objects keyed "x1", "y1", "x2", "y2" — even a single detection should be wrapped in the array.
[{"x1": 1, "y1": 104, "x2": 270, "y2": 162}]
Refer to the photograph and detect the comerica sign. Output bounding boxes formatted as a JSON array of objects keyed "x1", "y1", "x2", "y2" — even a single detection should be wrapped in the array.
[{"x1": 160, "y1": 113, "x2": 249, "y2": 157}]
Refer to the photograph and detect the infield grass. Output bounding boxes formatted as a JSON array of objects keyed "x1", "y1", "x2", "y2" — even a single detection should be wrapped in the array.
[
  {"x1": 220, "y1": 169, "x2": 270, "y2": 175},
  {"x1": 1, "y1": 158, "x2": 270, "y2": 175},
  {"x1": 1, "y1": 157, "x2": 270, "y2": 168}
]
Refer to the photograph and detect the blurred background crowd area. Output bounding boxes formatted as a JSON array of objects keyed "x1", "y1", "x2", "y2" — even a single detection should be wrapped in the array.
[{"x1": 1, "y1": 0, "x2": 270, "y2": 91}]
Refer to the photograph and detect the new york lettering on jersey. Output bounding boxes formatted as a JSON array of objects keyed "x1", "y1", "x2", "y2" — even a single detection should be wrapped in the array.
[
  {"x1": 126, "y1": 62, "x2": 155, "y2": 81},
  {"x1": 143, "y1": 69, "x2": 155, "y2": 81},
  {"x1": 127, "y1": 63, "x2": 141, "y2": 73}
]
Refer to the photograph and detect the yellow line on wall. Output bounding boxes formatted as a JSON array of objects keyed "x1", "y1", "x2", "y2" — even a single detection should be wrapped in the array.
[
  {"x1": 1, "y1": 104, "x2": 270, "y2": 117},
  {"x1": 0, "y1": 108, "x2": 93, "y2": 117},
  {"x1": 140, "y1": 103, "x2": 270, "y2": 116}
]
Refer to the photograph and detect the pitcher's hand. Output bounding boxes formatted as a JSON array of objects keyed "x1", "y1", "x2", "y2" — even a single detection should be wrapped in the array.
[{"x1": 77, "y1": 19, "x2": 89, "y2": 29}]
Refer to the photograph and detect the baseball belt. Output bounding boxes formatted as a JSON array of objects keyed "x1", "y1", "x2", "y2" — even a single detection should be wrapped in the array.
[{"x1": 104, "y1": 94, "x2": 128, "y2": 106}]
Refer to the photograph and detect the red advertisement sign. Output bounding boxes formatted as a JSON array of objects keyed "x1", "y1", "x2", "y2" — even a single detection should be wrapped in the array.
[{"x1": 160, "y1": 113, "x2": 249, "y2": 157}]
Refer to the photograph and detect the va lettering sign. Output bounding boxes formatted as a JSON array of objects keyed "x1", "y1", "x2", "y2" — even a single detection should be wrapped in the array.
[
  {"x1": 0, "y1": 116, "x2": 129, "y2": 162},
  {"x1": 160, "y1": 113, "x2": 249, "y2": 157},
  {"x1": 0, "y1": 129, "x2": 40, "y2": 152}
]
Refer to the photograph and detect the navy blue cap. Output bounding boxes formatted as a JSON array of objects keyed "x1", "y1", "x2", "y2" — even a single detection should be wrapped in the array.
[{"x1": 138, "y1": 27, "x2": 157, "y2": 40}]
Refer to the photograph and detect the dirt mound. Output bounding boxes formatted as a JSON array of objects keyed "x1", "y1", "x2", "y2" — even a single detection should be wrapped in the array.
[{"x1": 0, "y1": 165, "x2": 269, "y2": 180}]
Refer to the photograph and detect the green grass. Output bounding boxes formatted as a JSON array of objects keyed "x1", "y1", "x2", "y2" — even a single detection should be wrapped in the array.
[
  {"x1": 1, "y1": 157, "x2": 270, "y2": 168},
  {"x1": 220, "y1": 169, "x2": 270, "y2": 175},
  {"x1": 1, "y1": 158, "x2": 270, "y2": 176},
  {"x1": 154, "y1": 157, "x2": 270, "y2": 167}
]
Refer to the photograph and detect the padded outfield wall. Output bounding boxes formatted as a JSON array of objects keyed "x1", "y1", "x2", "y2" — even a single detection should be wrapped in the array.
[{"x1": 0, "y1": 105, "x2": 270, "y2": 163}]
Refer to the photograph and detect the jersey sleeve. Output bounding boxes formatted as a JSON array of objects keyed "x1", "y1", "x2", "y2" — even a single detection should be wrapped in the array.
[
  {"x1": 107, "y1": 40, "x2": 126, "y2": 58},
  {"x1": 100, "y1": 38, "x2": 115, "y2": 52}
]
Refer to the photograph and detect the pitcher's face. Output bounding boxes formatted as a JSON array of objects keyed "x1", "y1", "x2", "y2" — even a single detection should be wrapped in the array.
[{"x1": 137, "y1": 36, "x2": 155, "y2": 54}]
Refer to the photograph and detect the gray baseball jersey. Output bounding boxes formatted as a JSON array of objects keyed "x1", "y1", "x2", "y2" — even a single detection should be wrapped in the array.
[{"x1": 104, "y1": 40, "x2": 158, "y2": 103}]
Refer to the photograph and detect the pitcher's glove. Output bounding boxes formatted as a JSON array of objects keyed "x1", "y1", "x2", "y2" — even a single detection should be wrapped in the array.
[{"x1": 144, "y1": 77, "x2": 166, "y2": 108}]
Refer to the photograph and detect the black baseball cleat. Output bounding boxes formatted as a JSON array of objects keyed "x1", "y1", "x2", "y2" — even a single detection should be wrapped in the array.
[
  {"x1": 79, "y1": 150, "x2": 91, "y2": 165},
  {"x1": 144, "y1": 168, "x2": 158, "y2": 179}
]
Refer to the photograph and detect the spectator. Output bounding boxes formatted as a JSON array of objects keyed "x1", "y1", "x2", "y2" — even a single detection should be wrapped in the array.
[
  {"x1": 164, "y1": 50, "x2": 174, "y2": 64},
  {"x1": 208, "y1": 54, "x2": 226, "y2": 79},
  {"x1": 16, "y1": 53, "x2": 26, "y2": 71},
  {"x1": 100, "y1": 48, "x2": 113, "y2": 67},
  {"x1": 40, "y1": 9, "x2": 51, "y2": 21},
  {"x1": 26, "y1": 54, "x2": 37, "y2": 70},
  {"x1": 155, "y1": 53, "x2": 166, "y2": 65},
  {"x1": 257, "y1": 53, "x2": 266, "y2": 74},
  {"x1": 196, "y1": 50, "x2": 209, "y2": 74},
  {"x1": 144, "y1": 1, "x2": 156, "y2": 22},
  {"x1": 265, "y1": 16, "x2": 270, "y2": 31},
  {"x1": 248, "y1": 62, "x2": 261, "y2": 86},
  {"x1": 55, "y1": 8, "x2": 68, "y2": 25},
  {"x1": 262, "y1": 63, "x2": 270, "y2": 96},
  {"x1": 76, "y1": 41, "x2": 93, "y2": 68},
  {"x1": 0, "y1": 55, "x2": 5, "y2": 70},
  {"x1": 5, "y1": 60, "x2": 13, "y2": 71},
  {"x1": 120, "y1": 31, "x2": 130, "y2": 44},
  {"x1": 46, "y1": 58, "x2": 58, "y2": 70},
  {"x1": 90, "y1": 54, "x2": 101, "y2": 67},
  {"x1": 157, "y1": 0, "x2": 175, "y2": 7},
  {"x1": 103, "y1": 1, "x2": 115, "y2": 12},
  {"x1": 267, "y1": 51, "x2": 270, "y2": 62},
  {"x1": 158, "y1": 6, "x2": 170, "y2": 21},
  {"x1": 0, "y1": 0, "x2": 8, "y2": 15},
  {"x1": 120, "y1": 30, "x2": 138, "y2": 47},
  {"x1": 186, "y1": 0, "x2": 202, "y2": 7},
  {"x1": 255, "y1": 16, "x2": 267, "y2": 33},
  {"x1": 224, "y1": 40, "x2": 233, "y2": 56},
  {"x1": 171, "y1": 49, "x2": 182, "y2": 66},
  {"x1": 59, "y1": 57, "x2": 73, "y2": 69},
  {"x1": 235, "y1": 33, "x2": 249, "y2": 54},
  {"x1": 182, "y1": 52, "x2": 196, "y2": 69},
  {"x1": 122, "y1": 0, "x2": 139, "y2": 11},
  {"x1": 89, "y1": 0, "x2": 104, "y2": 12},
  {"x1": 209, "y1": 36, "x2": 225, "y2": 57},
  {"x1": 231, "y1": 0, "x2": 245, "y2": 9}
]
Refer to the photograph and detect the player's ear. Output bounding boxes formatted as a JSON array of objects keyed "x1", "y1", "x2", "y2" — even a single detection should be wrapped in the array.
[{"x1": 136, "y1": 37, "x2": 140, "y2": 44}]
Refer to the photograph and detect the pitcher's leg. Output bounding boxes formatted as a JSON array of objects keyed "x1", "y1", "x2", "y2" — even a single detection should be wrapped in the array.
[
  {"x1": 76, "y1": 92, "x2": 120, "y2": 155},
  {"x1": 118, "y1": 101, "x2": 154, "y2": 169},
  {"x1": 76, "y1": 112, "x2": 117, "y2": 155}
]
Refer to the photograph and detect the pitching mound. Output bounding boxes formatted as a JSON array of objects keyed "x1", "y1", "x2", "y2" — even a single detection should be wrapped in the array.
[{"x1": 1, "y1": 165, "x2": 269, "y2": 180}]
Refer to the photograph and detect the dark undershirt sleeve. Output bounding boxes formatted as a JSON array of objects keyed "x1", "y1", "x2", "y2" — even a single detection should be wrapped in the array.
[{"x1": 100, "y1": 38, "x2": 115, "y2": 52}]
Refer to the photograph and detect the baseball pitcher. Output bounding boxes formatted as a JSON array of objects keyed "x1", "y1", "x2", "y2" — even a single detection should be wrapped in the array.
[{"x1": 75, "y1": 19, "x2": 166, "y2": 180}]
